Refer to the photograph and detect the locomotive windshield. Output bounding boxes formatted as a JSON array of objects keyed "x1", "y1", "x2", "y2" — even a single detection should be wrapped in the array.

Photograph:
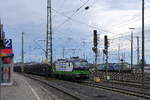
[{"x1": 74, "y1": 61, "x2": 88, "y2": 68}]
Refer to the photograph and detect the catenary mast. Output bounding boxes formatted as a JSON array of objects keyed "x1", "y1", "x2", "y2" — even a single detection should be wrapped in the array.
[{"x1": 46, "y1": 0, "x2": 53, "y2": 65}]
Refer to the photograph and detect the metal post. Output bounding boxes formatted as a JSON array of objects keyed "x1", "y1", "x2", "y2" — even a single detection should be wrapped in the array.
[
  {"x1": 95, "y1": 45, "x2": 99, "y2": 81},
  {"x1": 46, "y1": 0, "x2": 53, "y2": 66},
  {"x1": 0, "y1": 20, "x2": 3, "y2": 84},
  {"x1": 62, "y1": 47, "x2": 65, "y2": 58},
  {"x1": 106, "y1": 50, "x2": 108, "y2": 80},
  {"x1": 118, "y1": 44, "x2": 120, "y2": 63},
  {"x1": 131, "y1": 31, "x2": 133, "y2": 69},
  {"x1": 93, "y1": 30, "x2": 100, "y2": 82},
  {"x1": 104, "y1": 35, "x2": 109, "y2": 80},
  {"x1": 129, "y1": 28, "x2": 135, "y2": 70},
  {"x1": 95, "y1": 47, "x2": 98, "y2": 69},
  {"x1": 103, "y1": 52, "x2": 104, "y2": 64},
  {"x1": 21, "y1": 32, "x2": 24, "y2": 63},
  {"x1": 0, "y1": 19, "x2": 2, "y2": 40},
  {"x1": 0, "y1": 50, "x2": 2, "y2": 84},
  {"x1": 141, "y1": 0, "x2": 145, "y2": 88},
  {"x1": 123, "y1": 52, "x2": 126, "y2": 61},
  {"x1": 137, "y1": 36, "x2": 140, "y2": 64}
]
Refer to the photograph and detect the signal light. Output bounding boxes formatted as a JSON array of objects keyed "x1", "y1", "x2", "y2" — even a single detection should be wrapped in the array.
[
  {"x1": 103, "y1": 49, "x2": 107, "y2": 55},
  {"x1": 93, "y1": 30, "x2": 98, "y2": 47},
  {"x1": 104, "y1": 35, "x2": 108, "y2": 49},
  {"x1": 92, "y1": 47, "x2": 97, "y2": 53}
]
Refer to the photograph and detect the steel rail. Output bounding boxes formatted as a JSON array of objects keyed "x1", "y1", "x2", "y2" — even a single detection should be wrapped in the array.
[
  {"x1": 82, "y1": 81, "x2": 150, "y2": 99},
  {"x1": 23, "y1": 74, "x2": 88, "y2": 100},
  {"x1": 103, "y1": 80, "x2": 150, "y2": 89},
  {"x1": 22, "y1": 73, "x2": 150, "y2": 99}
]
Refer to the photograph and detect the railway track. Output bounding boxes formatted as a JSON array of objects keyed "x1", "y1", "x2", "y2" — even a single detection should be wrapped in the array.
[
  {"x1": 81, "y1": 81, "x2": 150, "y2": 100},
  {"x1": 102, "y1": 80, "x2": 150, "y2": 89},
  {"x1": 56, "y1": 79, "x2": 150, "y2": 99},
  {"x1": 23, "y1": 73, "x2": 150, "y2": 100},
  {"x1": 23, "y1": 74, "x2": 88, "y2": 100}
]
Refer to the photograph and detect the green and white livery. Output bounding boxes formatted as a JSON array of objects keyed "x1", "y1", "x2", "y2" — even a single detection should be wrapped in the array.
[{"x1": 52, "y1": 57, "x2": 90, "y2": 79}]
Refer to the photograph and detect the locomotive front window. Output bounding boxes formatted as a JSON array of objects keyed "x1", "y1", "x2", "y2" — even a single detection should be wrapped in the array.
[
  {"x1": 74, "y1": 61, "x2": 88, "y2": 67},
  {"x1": 81, "y1": 62, "x2": 88, "y2": 67},
  {"x1": 74, "y1": 62, "x2": 81, "y2": 67}
]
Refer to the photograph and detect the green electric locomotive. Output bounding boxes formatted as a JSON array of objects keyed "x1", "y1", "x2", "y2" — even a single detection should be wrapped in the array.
[{"x1": 51, "y1": 57, "x2": 90, "y2": 79}]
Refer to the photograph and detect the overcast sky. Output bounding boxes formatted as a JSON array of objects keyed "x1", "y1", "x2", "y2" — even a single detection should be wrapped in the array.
[{"x1": 1, "y1": 0, "x2": 150, "y2": 63}]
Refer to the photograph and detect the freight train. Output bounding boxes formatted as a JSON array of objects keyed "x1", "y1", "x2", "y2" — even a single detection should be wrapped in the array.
[{"x1": 14, "y1": 57, "x2": 90, "y2": 79}]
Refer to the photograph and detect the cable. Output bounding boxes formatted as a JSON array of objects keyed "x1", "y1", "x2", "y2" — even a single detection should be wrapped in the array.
[
  {"x1": 79, "y1": 0, "x2": 85, "y2": 3},
  {"x1": 51, "y1": 2, "x2": 150, "y2": 48},
  {"x1": 51, "y1": 8, "x2": 115, "y2": 34},
  {"x1": 110, "y1": 15, "x2": 150, "y2": 31},
  {"x1": 54, "y1": 0, "x2": 90, "y2": 30},
  {"x1": 52, "y1": 2, "x2": 150, "y2": 36},
  {"x1": 54, "y1": 0, "x2": 100, "y2": 31},
  {"x1": 87, "y1": 0, "x2": 99, "y2": 8},
  {"x1": 110, "y1": 12, "x2": 141, "y2": 27}
]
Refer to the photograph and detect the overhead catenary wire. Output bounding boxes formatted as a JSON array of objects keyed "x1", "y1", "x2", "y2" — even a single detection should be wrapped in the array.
[
  {"x1": 51, "y1": 8, "x2": 115, "y2": 34},
  {"x1": 52, "y1": 8, "x2": 150, "y2": 41},
  {"x1": 55, "y1": 0, "x2": 90, "y2": 30},
  {"x1": 111, "y1": 15, "x2": 150, "y2": 30},
  {"x1": 51, "y1": 1, "x2": 150, "y2": 41},
  {"x1": 53, "y1": 1, "x2": 150, "y2": 49}
]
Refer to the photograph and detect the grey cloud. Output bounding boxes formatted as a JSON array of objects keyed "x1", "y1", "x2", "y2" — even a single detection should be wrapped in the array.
[{"x1": 95, "y1": 0, "x2": 141, "y2": 10}]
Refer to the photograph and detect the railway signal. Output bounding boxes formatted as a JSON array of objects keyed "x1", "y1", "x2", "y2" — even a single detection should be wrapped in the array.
[
  {"x1": 93, "y1": 30, "x2": 98, "y2": 47},
  {"x1": 104, "y1": 35, "x2": 108, "y2": 49},
  {"x1": 103, "y1": 35, "x2": 109, "y2": 55},
  {"x1": 103, "y1": 35, "x2": 110, "y2": 80},
  {"x1": 92, "y1": 30, "x2": 100, "y2": 82},
  {"x1": 103, "y1": 49, "x2": 107, "y2": 55},
  {"x1": 92, "y1": 47, "x2": 97, "y2": 54}
]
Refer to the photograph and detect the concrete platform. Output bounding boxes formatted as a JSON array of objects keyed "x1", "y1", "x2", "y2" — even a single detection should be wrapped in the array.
[{"x1": 0, "y1": 73, "x2": 56, "y2": 100}]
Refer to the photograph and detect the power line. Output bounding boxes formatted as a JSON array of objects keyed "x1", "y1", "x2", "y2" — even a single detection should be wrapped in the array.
[
  {"x1": 110, "y1": 12, "x2": 141, "y2": 28},
  {"x1": 55, "y1": 0, "x2": 90, "y2": 30},
  {"x1": 51, "y1": 8, "x2": 115, "y2": 34},
  {"x1": 84, "y1": 0, "x2": 99, "y2": 8},
  {"x1": 52, "y1": 8, "x2": 150, "y2": 39}
]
